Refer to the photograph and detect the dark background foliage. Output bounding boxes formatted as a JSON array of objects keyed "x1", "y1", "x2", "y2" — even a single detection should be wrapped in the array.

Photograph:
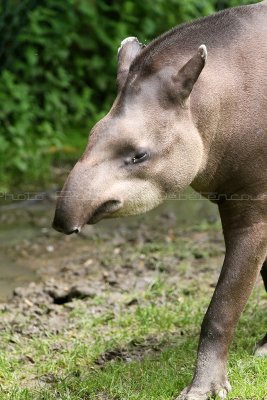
[{"x1": 0, "y1": 0, "x2": 259, "y2": 190}]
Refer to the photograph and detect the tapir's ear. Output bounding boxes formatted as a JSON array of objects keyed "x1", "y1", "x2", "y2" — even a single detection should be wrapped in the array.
[
  {"x1": 117, "y1": 37, "x2": 145, "y2": 91},
  {"x1": 171, "y1": 44, "x2": 207, "y2": 104}
]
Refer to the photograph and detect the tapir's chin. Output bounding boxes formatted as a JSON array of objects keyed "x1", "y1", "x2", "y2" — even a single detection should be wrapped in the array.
[
  {"x1": 86, "y1": 196, "x2": 163, "y2": 224},
  {"x1": 86, "y1": 212, "x2": 119, "y2": 225},
  {"x1": 108, "y1": 196, "x2": 164, "y2": 219},
  {"x1": 86, "y1": 199, "x2": 123, "y2": 225}
]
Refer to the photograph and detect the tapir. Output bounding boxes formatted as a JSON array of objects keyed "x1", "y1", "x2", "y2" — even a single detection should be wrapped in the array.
[{"x1": 53, "y1": 1, "x2": 267, "y2": 398}]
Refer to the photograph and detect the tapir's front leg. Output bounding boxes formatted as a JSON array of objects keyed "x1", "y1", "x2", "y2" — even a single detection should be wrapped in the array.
[{"x1": 177, "y1": 199, "x2": 267, "y2": 400}]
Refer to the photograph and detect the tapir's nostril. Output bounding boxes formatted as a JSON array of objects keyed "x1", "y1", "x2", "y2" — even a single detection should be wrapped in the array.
[
  {"x1": 70, "y1": 227, "x2": 80, "y2": 234},
  {"x1": 63, "y1": 226, "x2": 81, "y2": 235},
  {"x1": 52, "y1": 216, "x2": 81, "y2": 235}
]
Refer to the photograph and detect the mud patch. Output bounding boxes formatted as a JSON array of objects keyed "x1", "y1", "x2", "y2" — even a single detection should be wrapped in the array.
[
  {"x1": 0, "y1": 193, "x2": 223, "y2": 339},
  {"x1": 95, "y1": 335, "x2": 178, "y2": 366}
]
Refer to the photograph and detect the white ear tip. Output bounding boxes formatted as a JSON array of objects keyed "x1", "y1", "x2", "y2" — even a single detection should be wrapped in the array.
[
  {"x1": 198, "y1": 44, "x2": 208, "y2": 61},
  {"x1": 118, "y1": 37, "x2": 139, "y2": 54}
]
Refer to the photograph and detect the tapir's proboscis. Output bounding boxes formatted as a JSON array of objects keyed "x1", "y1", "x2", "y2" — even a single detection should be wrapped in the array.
[{"x1": 53, "y1": 2, "x2": 267, "y2": 399}]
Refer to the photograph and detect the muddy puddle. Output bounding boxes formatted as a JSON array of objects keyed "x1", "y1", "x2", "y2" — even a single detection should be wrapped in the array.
[{"x1": 0, "y1": 188, "x2": 218, "y2": 302}]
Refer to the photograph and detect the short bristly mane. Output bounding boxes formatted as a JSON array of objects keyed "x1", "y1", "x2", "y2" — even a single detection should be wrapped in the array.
[{"x1": 131, "y1": 3, "x2": 257, "y2": 72}]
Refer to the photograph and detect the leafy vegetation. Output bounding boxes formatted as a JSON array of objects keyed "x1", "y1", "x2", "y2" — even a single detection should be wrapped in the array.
[{"x1": 0, "y1": 0, "x2": 260, "y2": 189}]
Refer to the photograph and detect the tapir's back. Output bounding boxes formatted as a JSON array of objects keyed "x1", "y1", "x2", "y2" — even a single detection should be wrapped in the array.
[{"x1": 134, "y1": 1, "x2": 267, "y2": 68}]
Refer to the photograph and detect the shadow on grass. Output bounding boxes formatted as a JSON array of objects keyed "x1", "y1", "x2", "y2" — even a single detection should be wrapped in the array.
[{"x1": 38, "y1": 334, "x2": 198, "y2": 400}]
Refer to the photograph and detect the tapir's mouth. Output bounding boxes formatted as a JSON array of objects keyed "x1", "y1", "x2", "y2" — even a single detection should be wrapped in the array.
[{"x1": 86, "y1": 200, "x2": 122, "y2": 225}]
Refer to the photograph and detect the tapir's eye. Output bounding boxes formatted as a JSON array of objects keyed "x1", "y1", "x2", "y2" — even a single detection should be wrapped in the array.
[{"x1": 132, "y1": 151, "x2": 149, "y2": 164}]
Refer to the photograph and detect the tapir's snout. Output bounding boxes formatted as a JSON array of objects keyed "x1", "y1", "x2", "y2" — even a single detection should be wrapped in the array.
[
  {"x1": 52, "y1": 195, "x2": 123, "y2": 235},
  {"x1": 52, "y1": 215, "x2": 80, "y2": 235},
  {"x1": 52, "y1": 199, "x2": 81, "y2": 235},
  {"x1": 52, "y1": 157, "x2": 125, "y2": 235}
]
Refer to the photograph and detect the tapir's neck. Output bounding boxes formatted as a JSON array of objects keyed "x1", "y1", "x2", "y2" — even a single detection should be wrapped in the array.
[{"x1": 132, "y1": 1, "x2": 267, "y2": 197}]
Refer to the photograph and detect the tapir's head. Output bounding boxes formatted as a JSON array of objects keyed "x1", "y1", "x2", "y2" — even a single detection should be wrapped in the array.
[{"x1": 53, "y1": 38, "x2": 207, "y2": 234}]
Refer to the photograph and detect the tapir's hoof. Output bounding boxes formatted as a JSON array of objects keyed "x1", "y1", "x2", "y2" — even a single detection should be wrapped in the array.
[
  {"x1": 254, "y1": 342, "x2": 267, "y2": 357},
  {"x1": 176, "y1": 380, "x2": 231, "y2": 400},
  {"x1": 254, "y1": 334, "x2": 267, "y2": 357}
]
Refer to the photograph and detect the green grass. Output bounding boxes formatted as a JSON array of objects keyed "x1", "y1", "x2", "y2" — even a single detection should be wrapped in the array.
[
  {"x1": 0, "y1": 211, "x2": 266, "y2": 399},
  {"x1": 0, "y1": 279, "x2": 266, "y2": 400}
]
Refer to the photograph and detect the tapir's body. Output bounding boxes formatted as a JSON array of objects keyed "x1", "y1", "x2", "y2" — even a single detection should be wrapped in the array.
[
  {"x1": 131, "y1": 2, "x2": 267, "y2": 197},
  {"x1": 53, "y1": 2, "x2": 267, "y2": 399}
]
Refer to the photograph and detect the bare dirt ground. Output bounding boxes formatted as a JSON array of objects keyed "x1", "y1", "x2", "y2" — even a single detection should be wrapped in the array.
[{"x1": 0, "y1": 192, "x2": 223, "y2": 338}]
